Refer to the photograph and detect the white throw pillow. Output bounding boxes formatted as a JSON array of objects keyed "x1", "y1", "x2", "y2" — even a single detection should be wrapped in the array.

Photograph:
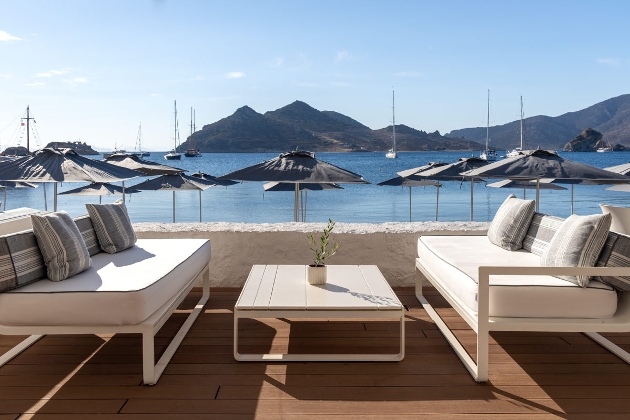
[{"x1": 487, "y1": 194, "x2": 535, "y2": 251}]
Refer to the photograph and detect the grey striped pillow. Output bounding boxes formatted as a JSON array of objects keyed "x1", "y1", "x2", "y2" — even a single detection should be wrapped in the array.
[
  {"x1": 522, "y1": 212, "x2": 565, "y2": 256},
  {"x1": 0, "y1": 237, "x2": 18, "y2": 292},
  {"x1": 487, "y1": 194, "x2": 535, "y2": 251},
  {"x1": 595, "y1": 232, "x2": 630, "y2": 292},
  {"x1": 541, "y1": 213, "x2": 612, "y2": 287},
  {"x1": 86, "y1": 200, "x2": 136, "y2": 254},
  {"x1": 5, "y1": 231, "x2": 46, "y2": 286},
  {"x1": 31, "y1": 211, "x2": 92, "y2": 282}
]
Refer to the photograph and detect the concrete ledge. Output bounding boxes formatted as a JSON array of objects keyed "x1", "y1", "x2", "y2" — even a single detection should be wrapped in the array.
[{"x1": 134, "y1": 221, "x2": 489, "y2": 287}]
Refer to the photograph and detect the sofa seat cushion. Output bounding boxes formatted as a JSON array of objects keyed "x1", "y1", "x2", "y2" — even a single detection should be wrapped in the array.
[
  {"x1": 0, "y1": 238, "x2": 211, "y2": 326},
  {"x1": 418, "y1": 236, "x2": 617, "y2": 319}
]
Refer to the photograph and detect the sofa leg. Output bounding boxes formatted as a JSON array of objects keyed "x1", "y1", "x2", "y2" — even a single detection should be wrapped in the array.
[
  {"x1": 0, "y1": 335, "x2": 44, "y2": 368},
  {"x1": 415, "y1": 265, "x2": 424, "y2": 299},
  {"x1": 585, "y1": 332, "x2": 630, "y2": 365},
  {"x1": 142, "y1": 329, "x2": 156, "y2": 385}
]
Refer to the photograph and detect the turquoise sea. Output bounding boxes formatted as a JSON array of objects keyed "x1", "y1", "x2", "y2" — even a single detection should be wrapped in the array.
[{"x1": 3, "y1": 151, "x2": 630, "y2": 223}]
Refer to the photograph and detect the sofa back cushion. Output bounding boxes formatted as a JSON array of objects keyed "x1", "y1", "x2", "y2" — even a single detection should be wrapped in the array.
[
  {"x1": 522, "y1": 212, "x2": 565, "y2": 256},
  {"x1": 73, "y1": 215, "x2": 101, "y2": 257},
  {"x1": 596, "y1": 232, "x2": 630, "y2": 292},
  {"x1": 3, "y1": 230, "x2": 47, "y2": 290},
  {"x1": 487, "y1": 194, "x2": 535, "y2": 251},
  {"x1": 0, "y1": 237, "x2": 19, "y2": 292},
  {"x1": 541, "y1": 213, "x2": 612, "y2": 287}
]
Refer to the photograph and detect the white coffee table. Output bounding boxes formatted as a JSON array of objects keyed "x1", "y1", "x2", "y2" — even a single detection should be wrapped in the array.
[{"x1": 234, "y1": 265, "x2": 405, "y2": 362}]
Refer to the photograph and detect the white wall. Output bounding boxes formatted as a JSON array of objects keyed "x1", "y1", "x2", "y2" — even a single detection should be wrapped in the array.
[{"x1": 134, "y1": 222, "x2": 488, "y2": 287}]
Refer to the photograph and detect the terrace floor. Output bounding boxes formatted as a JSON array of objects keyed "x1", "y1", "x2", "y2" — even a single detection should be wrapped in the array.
[{"x1": 2, "y1": 287, "x2": 630, "y2": 419}]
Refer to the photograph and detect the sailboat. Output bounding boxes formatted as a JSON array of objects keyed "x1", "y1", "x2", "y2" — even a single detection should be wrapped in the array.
[
  {"x1": 133, "y1": 123, "x2": 150, "y2": 157},
  {"x1": 184, "y1": 107, "x2": 201, "y2": 157},
  {"x1": 597, "y1": 138, "x2": 613, "y2": 152},
  {"x1": 507, "y1": 96, "x2": 527, "y2": 157},
  {"x1": 385, "y1": 91, "x2": 398, "y2": 158},
  {"x1": 164, "y1": 100, "x2": 181, "y2": 160},
  {"x1": 480, "y1": 89, "x2": 497, "y2": 161}
]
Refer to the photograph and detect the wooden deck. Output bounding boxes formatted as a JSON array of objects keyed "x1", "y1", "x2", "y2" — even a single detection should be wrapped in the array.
[{"x1": 3, "y1": 287, "x2": 630, "y2": 419}]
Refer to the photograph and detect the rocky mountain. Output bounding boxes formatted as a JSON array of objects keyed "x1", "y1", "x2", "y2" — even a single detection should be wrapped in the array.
[
  {"x1": 182, "y1": 100, "x2": 483, "y2": 153},
  {"x1": 446, "y1": 94, "x2": 630, "y2": 151},
  {"x1": 563, "y1": 128, "x2": 628, "y2": 152}
]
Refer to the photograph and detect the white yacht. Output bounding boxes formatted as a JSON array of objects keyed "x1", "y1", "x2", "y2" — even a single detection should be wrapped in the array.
[{"x1": 164, "y1": 100, "x2": 181, "y2": 160}]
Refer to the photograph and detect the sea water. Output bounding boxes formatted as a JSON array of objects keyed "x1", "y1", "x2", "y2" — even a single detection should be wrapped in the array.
[{"x1": 3, "y1": 151, "x2": 630, "y2": 223}]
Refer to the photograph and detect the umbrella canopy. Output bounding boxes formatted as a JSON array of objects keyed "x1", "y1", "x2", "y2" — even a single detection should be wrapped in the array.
[
  {"x1": 486, "y1": 179, "x2": 566, "y2": 199},
  {"x1": 58, "y1": 182, "x2": 141, "y2": 204},
  {"x1": 104, "y1": 153, "x2": 184, "y2": 176},
  {"x1": 132, "y1": 173, "x2": 219, "y2": 222},
  {"x1": 263, "y1": 182, "x2": 343, "y2": 222},
  {"x1": 190, "y1": 171, "x2": 239, "y2": 187},
  {"x1": 218, "y1": 150, "x2": 369, "y2": 221},
  {"x1": 378, "y1": 168, "x2": 441, "y2": 222},
  {"x1": 0, "y1": 148, "x2": 143, "y2": 211},
  {"x1": 604, "y1": 162, "x2": 630, "y2": 176},
  {"x1": 462, "y1": 149, "x2": 630, "y2": 212},
  {"x1": 410, "y1": 157, "x2": 489, "y2": 221}
]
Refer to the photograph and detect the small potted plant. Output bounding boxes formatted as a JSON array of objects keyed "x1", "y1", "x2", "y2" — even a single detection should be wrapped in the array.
[{"x1": 306, "y1": 219, "x2": 339, "y2": 285}]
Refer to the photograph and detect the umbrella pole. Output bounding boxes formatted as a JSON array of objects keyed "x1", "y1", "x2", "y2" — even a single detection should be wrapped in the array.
[
  {"x1": 435, "y1": 186, "x2": 440, "y2": 222},
  {"x1": 409, "y1": 187, "x2": 412, "y2": 222},
  {"x1": 3, "y1": 185, "x2": 6, "y2": 211},
  {"x1": 524, "y1": 188, "x2": 526, "y2": 200},
  {"x1": 470, "y1": 179, "x2": 474, "y2": 221},
  {"x1": 536, "y1": 178, "x2": 540, "y2": 211},
  {"x1": 294, "y1": 183, "x2": 299, "y2": 222},
  {"x1": 199, "y1": 190, "x2": 202, "y2": 222},
  {"x1": 99, "y1": 196, "x2": 102, "y2": 204},
  {"x1": 571, "y1": 184, "x2": 574, "y2": 215},
  {"x1": 172, "y1": 191, "x2": 175, "y2": 223},
  {"x1": 54, "y1": 182, "x2": 58, "y2": 212},
  {"x1": 122, "y1": 181, "x2": 125, "y2": 204},
  {"x1": 43, "y1": 183, "x2": 47, "y2": 211}
]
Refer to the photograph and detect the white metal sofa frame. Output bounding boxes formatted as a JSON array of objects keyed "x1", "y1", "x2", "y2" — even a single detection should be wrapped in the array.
[
  {"x1": 416, "y1": 260, "x2": 630, "y2": 382},
  {"x1": 0, "y1": 262, "x2": 210, "y2": 385}
]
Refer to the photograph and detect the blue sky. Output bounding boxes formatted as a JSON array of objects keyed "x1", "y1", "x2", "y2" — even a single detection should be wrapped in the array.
[{"x1": 1, "y1": 0, "x2": 629, "y2": 151}]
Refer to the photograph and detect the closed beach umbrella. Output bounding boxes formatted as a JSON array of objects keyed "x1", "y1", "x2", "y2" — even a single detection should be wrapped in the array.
[
  {"x1": 58, "y1": 182, "x2": 141, "y2": 204},
  {"x1": 132, "y1": 173, "x2": 219, "y2": 222},
  {"x1": 0, "y1": 148, "x2": 142, "y2": 211},
  {"x1": 378, "y1": 171, "x2": 441, "y2": 222},
  {"x1": 462, "y1": 149, "x2": 630, "y2": 212},
  {"x1": 217, "y1": 150, "x2": 369, "y2": 222},
  {"x1": 263, "y1": 182, "x2": 343, "y2": 222},
  {"x1": 410, "y1": 157, "x2": 488, "y2": 221}
]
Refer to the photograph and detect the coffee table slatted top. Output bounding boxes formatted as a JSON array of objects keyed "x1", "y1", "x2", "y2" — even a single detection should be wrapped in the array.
[{"x1": 236, "y1": 265, "x2": 402, "y2": 311}]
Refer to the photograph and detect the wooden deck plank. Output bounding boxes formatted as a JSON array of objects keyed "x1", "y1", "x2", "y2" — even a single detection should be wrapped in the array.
[{"x1": 3, "y1": 286, "x2": 630, "y2": 418}]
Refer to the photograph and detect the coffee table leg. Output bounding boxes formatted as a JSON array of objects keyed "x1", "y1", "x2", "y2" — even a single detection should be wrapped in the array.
[{"x1": 233, "y1": 311, "x2": 240, "y2": 361}]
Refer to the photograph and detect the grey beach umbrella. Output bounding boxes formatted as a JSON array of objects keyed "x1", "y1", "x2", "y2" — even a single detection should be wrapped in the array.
[
  {"x1": 58, "y1": 182, "x2": 141, "y2": 204},
  {"x1": 410, "y1": 157, "x2": 489, "y2": 221},
  {"x1": 104, "y1": 153, "x2": 184, "y2": 176},
  {"x1": 190, "y1": 171, "x2": 239, "y2": 187},
  {"x1": 378, "y1": 163, "x2": 443, "y2": 222},
  {"x1": 462, "y1": 149, "x2": 630, "y2": 212},
  {"x1": 0, "y1": 148, "x2": 142, "y2": 211},
  {"x1": 132, "y1": 173, "x2": 219, "y2": 222},
  {"x1": 486, "y1": 179, "x2": 566, "y2": 199},
  {"x1": 217, "y1": 150, "x2": 370, "y2": 222}
]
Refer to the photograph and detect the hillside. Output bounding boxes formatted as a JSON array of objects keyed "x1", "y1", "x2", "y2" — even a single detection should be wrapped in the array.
[
  {"x1": 446, "y1": 94, "x2": 630, "y2": 150},
  {"x1": 183, "y1": 101, "x2": 483, "y2": 153}
]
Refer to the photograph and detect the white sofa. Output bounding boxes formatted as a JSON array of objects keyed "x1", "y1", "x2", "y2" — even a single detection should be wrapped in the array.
[
  {"x1": 415, "y1": 212, "x2": 630, "y2": 382},
  {"x1": 0, "y1": 215, "x2": 211, "y2": 385}
]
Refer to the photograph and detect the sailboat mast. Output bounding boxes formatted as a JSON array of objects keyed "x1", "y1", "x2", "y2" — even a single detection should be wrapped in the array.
[
  {"x1": 190, "y1": 107, "x2": 194, "y2": 137},
  {"x1": 138, "y1": 123, "x2": 142, "y2": 152},
  {"x1": 520, "y1": 96, "x2": 523, "y2": 149},
  {"x1": 21, "y1": 105, "x2": 35, "y2": 153},
  {"x1": 174, "y1": 100, "x2": 178, "y2": 151},
  {"x1": 392, "y1": 91, "x2": 396, "y2": 152},
  {"x1": 486, "y1": 90, "x2": 490, "y2": 152}
]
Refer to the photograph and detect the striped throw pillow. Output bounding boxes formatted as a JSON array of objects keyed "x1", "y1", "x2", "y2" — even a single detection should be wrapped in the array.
[
  {"x1": 522, "y1": 212, "x2": 565, "y2": 256},
  {"x1": 487, "y1": 194, "x2": 536, "y2": 251},
  {"x1": 596, "y1": 232, "x2": 630, "y2": 292},
  {"x1": 0, "y1": 237, "x2": 18, "y2": 292},
  {"x1": 541, "y1": 213, "x2": 612, "y2": 287},
  {"x1": 86, "y1": 200, "x2": 136, "y2": 254},
  {"x1": 5, "y1": 231, "x2": 46, "y2": 286},
  {"x1": 73, "y1": 215, "x2": 101, "y2": 256},
  {"x1": 31, "y1": 211, "x2": 92, "y2": 282}
]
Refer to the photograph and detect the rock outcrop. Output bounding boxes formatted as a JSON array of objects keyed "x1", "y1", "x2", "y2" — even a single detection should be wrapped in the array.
[{"x1": 563, "y1": 128, "x2": 603, "y2": 151}]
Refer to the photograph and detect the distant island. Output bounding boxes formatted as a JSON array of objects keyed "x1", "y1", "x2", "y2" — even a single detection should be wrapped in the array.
[
  {"x1": 1, "y1": 141, "x2": 99, "y2": 156},
  {"x1": 563, "y1": 128, "x2": 627, "y2": 152},
  {"x1": 179, "y1": 100, "x2": 483, "y2": 153}
]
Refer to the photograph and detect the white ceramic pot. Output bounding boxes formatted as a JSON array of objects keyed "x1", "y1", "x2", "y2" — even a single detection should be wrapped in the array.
[{"x1": 307, "y1": 265, "x2": 327, "y2": 285}]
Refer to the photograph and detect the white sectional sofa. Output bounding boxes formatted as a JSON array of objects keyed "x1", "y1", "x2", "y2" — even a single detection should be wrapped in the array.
[
  {"x1": 416, "y1": 210, "x2": 630, "y2": 382},
  {"x1": 0, "y1": 215, "x2": 211, "y2": 385}
]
